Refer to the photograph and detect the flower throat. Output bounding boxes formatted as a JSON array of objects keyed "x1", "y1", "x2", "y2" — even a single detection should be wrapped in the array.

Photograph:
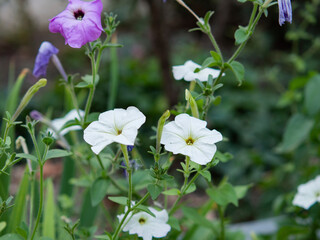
[{"x1": 74, "y1": 10, "x2": 84, "y2": 20}]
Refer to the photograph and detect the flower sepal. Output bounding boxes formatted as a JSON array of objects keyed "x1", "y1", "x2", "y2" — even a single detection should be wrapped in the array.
[
  {"x1": 75, "y1": 74, "x2": 100, "y2": 89},
  {"x1": 104, "y1": 12, "x2": 120, "y2": 36}
]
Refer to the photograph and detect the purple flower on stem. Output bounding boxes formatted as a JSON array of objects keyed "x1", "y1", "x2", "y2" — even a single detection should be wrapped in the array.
[
  {"x1": 30, "y1": 110, "x2": 44, "y2": 121},
  {"x1": 32, "y1": 41, "x2": 59, "y2": 78},
  {"x1": 278, "y1": 0, "x2": 292, "y2": 26},
  {"x1": 49, "y1": 0, "x2": 103, "y2": 48}
]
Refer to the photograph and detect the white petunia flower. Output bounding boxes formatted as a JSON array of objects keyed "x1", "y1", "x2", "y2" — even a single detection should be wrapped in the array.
[
  {"x1": 293, "y1": 176, "x2": 320, "y2": 209},
  {"x1": 83, "y1": 106, "x2": 146, "y2": 154},
  {"x1": 49, "y1": 109, "x2": 84, "y2": 138},
  {"x1": 160, "y1": 114, "x2": 222, "y2": 165},
  {"x1": 172, "y1": 60, "x2": 222, "y2": 82},
  {"x1": 118, "y1": 207, "x2": 171, "y2": 240}
]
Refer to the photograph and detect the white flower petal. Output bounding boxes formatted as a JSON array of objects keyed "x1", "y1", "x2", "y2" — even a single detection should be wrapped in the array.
[
  {"x1": 118, "y1": 207, "x2": 170, "y2": 240},
  {"x1": 83, "y1": 106, "x2": 146, "y2": 154},
  {"x1": 161, "y1": 113, "x2": 222, "y2": 165},
  {"x1": 172, "y1": 65, "x2": 188, "y2": 80},
  {"x1": 49, "y1": 109, "x2": 84, "y2": 138},
  {"x1": 191, "y1": 143, "x2": 217, "y2": 165},
  {"x1": 292, "y1": 194, "x2": 316, "y2": 209},
  {"x1": 293, "y1": 175, "x2": 320, "y2": 210},
  {"x1": 172, "y1": 60, "x2": 222, "y2": 82}
]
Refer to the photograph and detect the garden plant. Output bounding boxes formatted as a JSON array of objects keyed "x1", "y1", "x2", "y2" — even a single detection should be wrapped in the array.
[{"x1": 0, "y1": 0, "x2": 320, "y2": 239}]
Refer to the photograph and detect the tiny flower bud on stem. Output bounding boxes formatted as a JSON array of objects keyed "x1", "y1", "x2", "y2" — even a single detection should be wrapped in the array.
[
  {"x1": 156, "y1": 110, "x2": 170, "y2": 157},
  {"x1": 12, "y1": 79, "x2": 47, "y2": 122},
  {"x1": 185, "y1": 89, "x2": 199, "y2": 119}
]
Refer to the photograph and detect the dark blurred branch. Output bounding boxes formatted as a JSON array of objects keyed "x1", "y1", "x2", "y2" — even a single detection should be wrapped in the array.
[{"x1": 144, "y1": 0, "x2": 179, "y2": 107}]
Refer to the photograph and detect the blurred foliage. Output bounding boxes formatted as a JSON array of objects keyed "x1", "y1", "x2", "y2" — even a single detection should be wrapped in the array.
[{"x1": 0, "y1": 0, "x2": 320, "y2": 238}]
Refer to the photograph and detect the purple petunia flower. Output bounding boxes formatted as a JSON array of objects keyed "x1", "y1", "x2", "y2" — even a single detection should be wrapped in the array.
[
  {"x1": 49, "y1": 0, "x2": 103, "y2": 48},
  {"x1": 33, "y1": 41, "x2": 59, "y2": 78},
  {"x1": 278, "y1": 0, "x2": 292, "y2": 26}
]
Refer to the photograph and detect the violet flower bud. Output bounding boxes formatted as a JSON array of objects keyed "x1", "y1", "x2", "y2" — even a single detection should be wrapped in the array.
[
  {"x1": 278, "y1": 0, "x2": 292, "y2": 26},
  {"x1": 127, "y1": 145, "x2": 134, "y2": 152},
  {"x1": 30, "y1": 110, "x2": 44, "y2": 121},
  {"x1": 33, "y1": 41, "x2": 59, "y2": 78},
  {"x1": 49, "y1": 0, "x2": 104, "y2": 48}
]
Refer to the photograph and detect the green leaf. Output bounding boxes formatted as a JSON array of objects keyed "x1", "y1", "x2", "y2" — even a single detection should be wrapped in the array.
[
  {"x1": 304, "y1": 75, "x2": 320, "y2": 115},
  {"x1": 147, "y1": 184, "x2": 163, "y2": 200},
  {"x1": 90, "y1": 178, "x2": 109, "y2": 207},
  {"x1": 206, "y1": 182, "x2": 238, "y2": 207},
  {"x1": 277, "y1": 225, "x2": 309, "y2": 240},
  {"x1": 210, "y1": 51, "x2": 222, "y2": 63},
  {"x1": 43, "y1": 179, "x2": 55, "y2": 239},
  {"x1": 15, "y1": 153, "x2": 37, "y2": 162},
  {"x1": 200, "y1": 170, "x2": 211, "y2": 182},
  {"x1": 225, "y1": 61, "x2": 245, "y2": 85},
  {"x1": 108, "y1": 196, "x2": 128, "y2": 205},
  {"x1": 162, "y1": 188, "x2": 180, "y2": 196},
  {"x1": 45, "y1": 149, "x2": 72, "y2": 161},
  {"x1": 94, "y1": 235, "x2": 111, "y2": 240},
  {"x1": 168, "y1": 217, "x2": 181, "y2": 231},
  {"x1": 277, "y1": 113, "x2": 314, "y2": 153},
  {"x1": 185, "y1": 183, "x2": 196, "y2": 194},
  {"x1": 214, "y1": 151, "x2": 233, "y2": 163},
  {"x1": 0, "y1": 222, "x2": 6, "y2": 233},
  {"x1": 133, "y1": 170, "x2": 153, "y2": 191},
  {"x1": 234, "y1": 26, "x2": 249, "y2": 45},
  {"x1": 234, "y1": 184, "x2": 252, "y2": 199},
  {"x1": 182, "y1": 207, "x2": 213, "y2": 229},
  {"x1": 6, "y1": 168, "x2": 29, "y2": 233},
  {"x1": 135, "y1": 205, "x2": 156, "y2": 217},
  {"x1": 0, "y1": 234, "x2": 24, "y2": 240},
  {"x1": 79, "y1": 190, "x2": 98, "y2": 227}
]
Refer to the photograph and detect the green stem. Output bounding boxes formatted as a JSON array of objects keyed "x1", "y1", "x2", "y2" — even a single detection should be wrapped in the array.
[
  {"x1": 207, "y1": 31, "x2": 224, "y2": 64},
  {"x1": 30, "y1": 143, "x2": 49, "y2": 240},
  {"x1": 218, "y1": 205, "x2": 225, "y2": 240},
  {"x1": 67, "y1": 84, "x2": 81, "y2": 120},
  {"x1": 96, "y1": 154, "x2": 105, "y2": 170},
  {"x1": 30, "y1": 165, "x2": 44, "y2": 240},
  {"x1": 169, "y1": 166, "x2": 203, "y2": 215},
  {"x1": 120, "y1": 145, "x2": 133, "y2": 206},
  {"x1": 2, "y1": 123, "x2": 11, "y2": 144},
  {"x1": 29, "y1": 172, "x2": 35, "y2": 234},
  {"x1": 83, "y1": 54, "x2": 97, "y2": 124},
  {"x1": 227, "y1": 6, "x2": 263, "y2": 63}
]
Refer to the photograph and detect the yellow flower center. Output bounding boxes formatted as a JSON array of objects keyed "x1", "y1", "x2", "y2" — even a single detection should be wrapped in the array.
[
  {"x1": 186, "y1": 137, "x2": 194, "y2": 145},
  {"x1": 117, "y1": 129, "x2": 122, "y2": 135},
  {"x1": 138, "y1": 217, "x2": 146, "y2": 225}
]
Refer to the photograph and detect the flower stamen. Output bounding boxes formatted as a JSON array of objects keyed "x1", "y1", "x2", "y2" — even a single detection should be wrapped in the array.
[
  {"x1": 186, "y1": 137, "x2": 194, "y2": 145},
  {"x1": 138, "y1": 217, "x2": 146, "y2": 225},
  {"x1": 74, "y1": 10, "x2": 85, "y2": 20},
  {"x1": 117, "y1": 129, "x2": 122, "y2": 135}
]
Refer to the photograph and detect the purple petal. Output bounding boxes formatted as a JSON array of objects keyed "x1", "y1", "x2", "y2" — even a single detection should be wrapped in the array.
[
  {"x1": 49, "y1": 0, "x2": 103, "y2": 48},
  {"x1": 32, "y1": 41, "x2": 59, "y2": 78},
  {"x1": 30, "y1": 110, "x2": 44, "y2": 121},
  {"x1": 278, "y1": 0, "x2": 292, "y2": 26}
]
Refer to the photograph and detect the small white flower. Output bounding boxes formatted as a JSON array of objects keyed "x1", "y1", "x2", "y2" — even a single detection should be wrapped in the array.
[
  {"x1": 161, "y1": 114, "x2": 222, "y2": 165},
  {"x1": 49, "y1": 109, "x2": 84, "y2": 138},
  {"x1": 172, "y1": 60, "x2": 221, "y2": 82},
  {"x1": 293, "y1": 176, "x2": 320, "y2": 209},
  {"x1": 118, "y1": 207, "x2": 171, "y2": 240},
  {"x1": 83, "y1": 106, "x2": 146, "y2": 154}
]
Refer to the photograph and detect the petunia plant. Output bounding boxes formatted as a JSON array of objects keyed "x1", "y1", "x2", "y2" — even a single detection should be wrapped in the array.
[{"x1": 0, "y1": 0, "x2": 304, "y2": 240}]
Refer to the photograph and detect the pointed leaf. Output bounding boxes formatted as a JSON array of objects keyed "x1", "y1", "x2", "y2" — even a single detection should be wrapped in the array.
[{"x1": 90, "y1": 178, "x2": 109, "y2": 207}]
